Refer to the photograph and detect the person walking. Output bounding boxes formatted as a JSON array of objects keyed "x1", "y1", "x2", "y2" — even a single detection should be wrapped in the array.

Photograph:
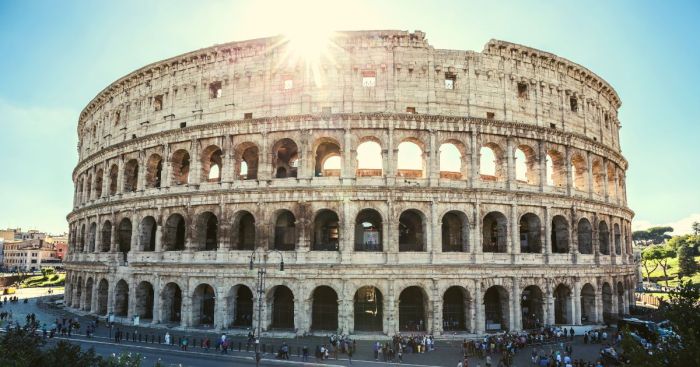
[{"x1": 164, "y1": 332, "x2": 171, "y2": 346}]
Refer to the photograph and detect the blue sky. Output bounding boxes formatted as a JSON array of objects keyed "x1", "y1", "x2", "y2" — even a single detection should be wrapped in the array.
[{"x1": 0, "y1": 0, "x2": 698, "y2": 234}]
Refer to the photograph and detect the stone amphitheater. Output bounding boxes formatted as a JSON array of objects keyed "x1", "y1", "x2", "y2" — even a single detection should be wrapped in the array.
[{"x1": 64, "y1": 30, "x2": 636, "y2": 336}]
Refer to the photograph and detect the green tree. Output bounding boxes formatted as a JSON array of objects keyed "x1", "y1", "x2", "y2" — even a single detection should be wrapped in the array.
[
  {"x1": 42, "y1": 340, "x2": 103, "y2": 367},
  {"x1": 641, "y1": 246, "x2": 661, "y2": 283},
  {"x1": 692, "y1": 221, "x2": 700, "y2": 236},
  {"x1": 0, "y1": 328, "x2": 45, "y2": 367},
  {"x1": 646, "y1": 245, "x2": 676, "y2": 287},
  {"x1": 678, "y1": 242, "x2": 698, "y2": 278},
  {"x1": 621, "y1": 281, "x2": 700, "y2": 367},
  {"x1": 633, "y1": 226, "x2": 673, "y2": 246}
]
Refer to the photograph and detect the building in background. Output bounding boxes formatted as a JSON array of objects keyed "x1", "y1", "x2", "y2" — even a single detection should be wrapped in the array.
[{"x1": 3, "y1": 238, "x2": 62, "y2": 272}]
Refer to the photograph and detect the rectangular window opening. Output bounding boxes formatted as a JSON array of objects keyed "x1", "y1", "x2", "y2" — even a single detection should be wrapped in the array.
[
  {"x1": 550, "y1": 123, "x2": 557, "y2": 129},
  {"x1": 517, "y1": 82, "x2": 528, "y2": 98},
  {"x1": 569, "y1": 97, "x2": 578, "y2": 112},
  {"x1": 486, "y1": 112, "x2": 495, "y2": 120},
  {"x1": 179, "y1": 122, "x2": 187, "y2": 129},
  {"x1": 154, "y1": 95, "x2": 163, "y2": 111},
  {"x1": 406, "y1": 107, "x2": 416, "y2": 114},
  {"x1": 244, "y1": 112, "x2": 253, "y2": 120},
  {"x1": 362, "y1": 70, "x2": 376, "y2": 88},
  {"x1": 209, "y1": 81, "x2": 223, "y2": 99},
  {"x1": 444, "y1": 72, "x2": 456, "y2": 90},
  {"x1": 284, "y1": 79, "x2": 293, "y2": 90}
]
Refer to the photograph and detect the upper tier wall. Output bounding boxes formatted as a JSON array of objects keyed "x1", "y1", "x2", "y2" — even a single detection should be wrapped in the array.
[{"x1": 76, "y1": 30, "x2": 623, "y2": 160}]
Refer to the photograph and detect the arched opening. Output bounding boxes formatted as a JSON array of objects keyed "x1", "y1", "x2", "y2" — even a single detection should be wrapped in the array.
[
  {"x1": 521, "y1": 285, "x2": 544, "y2": 329},
  {"x1": 201, "y1": 145, "x2": 223, "y2": 182},
  {"x1": 442, "y1": 211, "x2": 469, "y2": 252},
  {"x1": 273, "y1": 210, "x2": 296, "y2": 251},
  {"x1": 238, "y1": 145, "x2": 259, "y2": 180},
  {"x1": 229, "y1": 285, "x2": 253, "y2": 328},
  {"x1": 577, "y1": 218, "x2": 593, "y2": 254},
  {"x1": 97, "y1": 279, "x2": 108, "y2": 315},
  {"x1": 482, "y1": 211, "x2": 507, "y2": 253},
  {"x1": 86, "y1": 175, "x2": 92, "y2": 200},
  {"x1": 545, "y1": 150, "x2": 565, "y2": 187},
  {"x1": 196, "y1": 212, "x2": 218, "y2": 251},
  {"x1": 580, "y1": 283, "x2": 596, "y2": 324},
  {"x1": 515, "y1": 145, "x2": 537, "y2": 184},
  {"x1": 273, "y1": 138, "x2": 299, "y2": 178},
  {"x1": 355, "y1": 209, "x2": 383, "y2": 251},
  {"x1": 599, "y1": 221, "x2": 610, "y2": 255},
  {"x1": 356, "y1": 140, "x2": 382, "y2": 177},
  {"x1": 269, "y1": 286, "x2": 294, "y2": 330},
  {"x1": 443, "y1": 286, "x2": 470, "y2": 331},
  {"x1": 192, "y1": 284, "x2": 216, "y2": 327},
  {"x1": 312, "y1": 209, "x2": 340, "y2": 251},
  {"x1": 311, "y1": 286, "x2": 338, "y2": 331},
  {"x1": 480, "y1": 144, "x2": 503, "y2": 181},
  {"x1": 399, "y1": 286, "x2": 427, "y2": 332},
  {"x1": 314, "y1": 141, "x2": 341, "y2": 177},
  {"x1": 602, "y1": 282, "x2": 613, "y2": 323},
  {"x1": 439, "y1": 142, "x2": 462, "y2": 179},
  {"x1": 171, "y1": 149, "x2": 191, "y2": 185},
  {"x1": 592, "y1": 160, "x2": 604, "y2": 195},
  {"x1": 571, "y1": 154, "x2": 588, "y2": 191},
  {"x1": 484, "y1": 286, "x2": 509, "y2": 331},
  {"x1": 114, "y1": 279, "x2": 129, "y2": 317},
  {"x1": 232, "y1": 211, "x2": 256, "y2": 250},
  {"x1": 95, "y1": 169, "x2": 103, "y2": 198},
  {"x1": 554, "y1": 284, "x2": 573, "y2": 324},
  {"x1": 397, "y1": 140, "x2": 424, "y2": 178},
  {"x1": 117, "y1": 218, "x2": 132, "y2": 254},
  {"x1": 399, "y1": 209, "x2": 425, "y2": 252},
  {"x1": 614, "y1": 223, "x2": 621, "y2": 255},
  {"x1": 88, "y1": 223, "x2": 97, "y2": 252},
  {"x1": 161, "y1": 282, "x2": 182, "y2": 323},
  {"x1": 139, "y1": 216, "x2": 157, "y2": 252},
  {"x1": 101, "y1": 221, "x2": 112, "y2": 252},
  {"x1": 123, "y1": 159, "x2": 139, "y2": 192},
  {"x1": 146, "y1": 154, "x2": 163, "y2": 188},
  {"x1": 519, "y1": 213, "x2": 542, "y2": 253},
  {"x1": 84, "y1": 278, "x2": 93, "y2": 311},
  {"x1": 163, "y1": 214, "x2": 186, "y2": 251},
  {"x1": 135, "y1": 281, "x2": 155, "y2": 320},
  {"x1": 551, "y1": 215, "x2": 570, "y2": 253},
  {"x1": 108, "y1": 164, "x2": 118, "y2": 195},
  {"x1": 354, "y1": 286, "x2": 383, "y2": 331}
]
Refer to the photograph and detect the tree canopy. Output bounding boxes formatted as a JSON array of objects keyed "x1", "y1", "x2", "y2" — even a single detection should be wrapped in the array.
[{"x1": 633, "y1": 226, "x2": 674, "y2": 246}]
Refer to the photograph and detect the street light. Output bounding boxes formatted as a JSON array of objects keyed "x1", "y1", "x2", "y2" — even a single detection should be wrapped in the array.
[{"x1": 249, "y1": 248, "x2": 284, "y2": 367}]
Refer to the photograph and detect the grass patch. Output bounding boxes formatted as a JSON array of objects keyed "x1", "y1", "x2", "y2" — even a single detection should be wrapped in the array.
[{"x1": 20, "y1": 273, "x2": 65, "y2": 288}]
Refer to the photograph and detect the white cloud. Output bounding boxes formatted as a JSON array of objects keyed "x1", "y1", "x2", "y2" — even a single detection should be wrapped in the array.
[
  {"x1": 633, "y1": 213, "x2": 700, "y2": 235},
  {"x1": 0, "y1": 98, "x2": 77, "y2": 135}
]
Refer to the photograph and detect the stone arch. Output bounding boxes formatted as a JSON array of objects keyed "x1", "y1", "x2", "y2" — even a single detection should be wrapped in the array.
[
  {"x1": 443, "y1": 286, "x2": 471, "y2": 331},
  {"x1": 195, "y1": 211, "x2": 218, "y2": 251},
  {"x1": 117, "y1": 218, "x2": 132, "y2": 254},
  {"x1": 551, "y1": 215, "x2": 570, "y2": 253},
  {"x1": 95, "y1": 168, "x2": 103, "y2": 197},
  {"x1": 521, "y1": 285, "x2": 544, "y2": 329},
  {"x1": 139, "y1": 216, "x2": 157, "y2": 252},
  {"x1": 484, "y1": 285, "x2": 509, "y2": 331},
  {"x1": 87, "y1": 222, "x2": 97, "y2": 252},
  {"x1": 599, "y1": 221, "x2": 610, "y2": 255},
  {"x1": 101, "y1": 220, "x2": 112, "y2": 252},
  {"x1": 145, "y1": 153, "x2": 163, "y2": 188},
  {"x1": 114, "y1": 279, "x2": 129, "y2": 317},
  {"x1": 192, "y1": 283, "x2": 216, "y2": 327},
  {"x1": 398, "y1": 209, "x2": 426, "y2": 252},
  {"x1": 97, "y1": 278, "x2": 108, "y2": 315},
  {"x1": 273, "y1": 209, "x2": 296, "y2": 251},
  {"x1": 108, "y1": 164, "x2": 118, "y2": 195},
  {"x1": 163, "y1": 213, "x2": 186, "y2": 251},
  {"x1": 201, "y1": 144, "x2": 223, "y2": 182},
  {"x1": 514, "y1": 144, "x2": 537, "y2": 184},
  {"x1": 571, "y1": 153, "x2": 588, "y2": 191},
  {"x1": 171, "y1": 149, "x2": 190, "y2": 185},
  {"x1": 355, "y1": 208, "x2": 383, "y2": 251},
  {"x1": 397, "y1": 139, "x2": 425, "y2": 178},
  {"x1": 545, "y1": 149, "x2": 565, "y2": 187},
  {"x1": 235, "y1": 142, "x2": 259, "y2": 180},
  {"x1": 398, "y1": 286, "x2": 429, "y2": 332},
  {"x1": 577, "y1": 218, "x2": 593, "y2": 254},
  {"x1": 580, "y1": 283, "x2": 596, "y2": 324},
  {"x1": 161, "y1": 282, "x2": 183, "y2": 324},
  {"x1": 354, "y1": 286, "x2": 383, "y2": 332},
  {"x1": 614, "y1": 223, "x2": 621, "y2": 255},
  {"x1": 272, "y1": 138, "x2": 299, "y2": 178},
  {"x1": 442, "y1": 210, "x2": 469, "y2": 252},
  {"x1": 123, "y1": 159, "x2": 139, "y2": 192},
  {"x1": 519, "y1": 213, "x2": 542, "y2": 253},
  {"x1": 228, "y1": 284, "x2": 254, "y2": 328},
  {"x1": 356, "y1": 138, "x2": 383, "y2": 176},
  {"x1": 84, "y1": 277, "x2": 94, "y2": 311},
  {"x1": 314, "y1": 138, "x2": 341, "y2": 177},
  {"x1": 438, "y1": 141, "x2": 463, "y2": 179},
  {"x1": 135, "y1": 281, "x2": 155, "y2": 320},
  {"x1": 554, "y1": 283, "x2": 573, "y2": 324},
  {"x1": 310, "y1": 285, "x2": 339, "y2": 331},
  {"x1": 268, "y1": 285, "x2": 295, "y2": 330},
  {"x1": 482, "y1": 211, "x2": 508, "y2": 253},
  {"x1": 311, "y1": 209, "x2": 340, "y2": 251},
  {"x1": 592, "y1": 159, "x2": 604, "y2": 195},
  {"x1": 231, "y1": 210, "x2": 256, "y2": 250},
  {"x1": 479, "y1": 142, "x2": 505, "y2": 180}
]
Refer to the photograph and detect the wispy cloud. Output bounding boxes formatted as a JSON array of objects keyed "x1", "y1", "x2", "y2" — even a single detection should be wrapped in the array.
[{"x1": 633, "y1": 213, "x2": 700, "y2": 236}]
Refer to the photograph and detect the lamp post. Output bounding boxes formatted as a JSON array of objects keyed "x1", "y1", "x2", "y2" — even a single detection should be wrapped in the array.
[{"x1": 249, "y1": 248, "x2": 284, "y2": 367}]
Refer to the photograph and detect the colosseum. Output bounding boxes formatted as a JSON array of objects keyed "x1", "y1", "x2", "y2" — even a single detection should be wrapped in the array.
[{"x1": 64, "y1": 30, "x2": 636, "y2": 336}]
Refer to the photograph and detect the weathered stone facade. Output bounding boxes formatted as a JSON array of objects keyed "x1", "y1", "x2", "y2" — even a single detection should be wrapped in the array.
[{"x1": 65, "y1": 30, "x2": 635, "y2": 336}]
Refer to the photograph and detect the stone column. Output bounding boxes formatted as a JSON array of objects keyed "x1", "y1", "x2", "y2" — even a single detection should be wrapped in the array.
[
  {"x1": 110, "y1": 216, "x2": 118, "y2": 252},
  {"x1": 386, "y1": 199, "x2": 397, "y2": 254},
  {"x1": 117, "y1": 156, "x2": 125, "y2": 194},
  {"x1": 386, "y1": 280, "x2": 396, "y2": 335},
  {"x1": 545, "y1": 283, "x2": 555, "y2": 326},
  {"x1": 137, "y1": 150, "x2": 146, "y2": 191},
  {"x1": 602, "y1": 159, "x2": 609, "y2": 202},
  {"x1": 90, "y1": 278, "x2": 99, "y2": 313},
  {"x1": 189, "y1": 138, "x2": 201, "y2": 186},
  {"x1": 573, "y1": 279, "x2": 582, "y2": 325},
  {"x1": 215, "y1": 284, "x2": 227, "y2": 330},
  {"x1": 428, "y1": 200, "x2": 437, "y2": 256},
  {"x1": 340, "y1": 298, "x2": 352, "y2": 335},
  {"x1": 538, "y1": 140, "x2": 546, "y2": 192},
  {"x1": 161, "y1": 144, "x2": 171, "y2": 188},
  {"x1": 474, "y1": 280, "x2": 484, "y2": 334},
  {"x1": 341, "y1": 198, "x2": 352, "y2": 256},
  {"x1": 512, "y1": 277, "x2": 521, "y2": 331},
  {"x1": 127, "y1": 277, "x2": 137, "y2": 319},
  {"x1": 586, "y1": 151, "x2": 594, "y2": 199},
  {"x1": 543, "y1": 207, "x2": 551, "y2": 261},
  {"x1": 595, "y1": 278, "x2": 604, "y2": 324},
  {"x1": 510, "y1": 203, "x2": 519, "y2": 257},
  {"x1": 155, "y1": 215, "x2": 163, "y2": 252},
  {"x1": 469, "y1": 132, "x2": 478, "y2": 187},
  {"x1": 181, "y1": 294, "x2": 192, "y2": 328},
  {"x1": 94, "y1": 215, "x2": 102, "y2": 254},
  {"x1": 152, "y1": 276, "x2": 161, "y2": 323},
  {"x1": 101, "y1": 161, "x2": 109, "y2": 198},
  {"x1": 506, "y1": 137, "x2": 515, "y2": 190},
  {"x1": 221, "y1": 136, "x2": 234, "y2": 184},
  {"x1": 107, "y1": 276, "x2": 115, "y2": 315},
  {"x1": 473, "y1": 202, "x2": 482, "y2": 256},
  {"x1": 565, "y1": 145, "x2": 572, "y2": 196},
  {"x1": 342, "y1": 128, "x2": 354, "y2": 182},
  {"x1": 428, "y1": 130, "x2": 438, "y2": 185}
]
